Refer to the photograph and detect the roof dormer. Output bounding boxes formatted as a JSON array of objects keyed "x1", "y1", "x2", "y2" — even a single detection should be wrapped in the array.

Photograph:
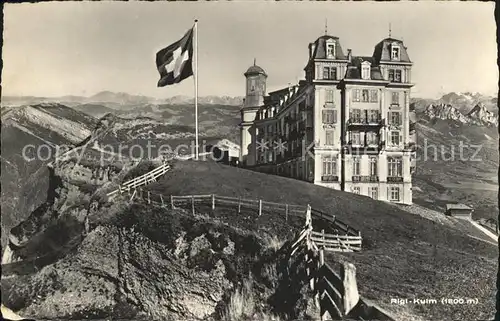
[
  {"x1": 325, "y1": 39, "x2": 336, "y2": 59},
  {"x1": 390, "y1": 42, "x2": 400, "y2": 61},
  {"x1": 361, "y1": 61, "x2": 371, "y2": 80}
]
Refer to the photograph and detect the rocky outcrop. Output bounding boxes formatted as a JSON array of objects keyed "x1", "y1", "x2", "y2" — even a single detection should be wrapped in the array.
[
  {"x1": 424, "y1": 104, "x2": 470, "y2": 123},
  {"x1": 1, "y1": 201, "x2": 309, "y2": 321},
  {"x1": 1, "y1": 104, "x2": 98, "y2": 251},
  {"x1": 467, "y1": 103, "x2": 498, "y2": 126},
  {"x1": 424, "y1": 103, "x2": 498, "y2": 127}
]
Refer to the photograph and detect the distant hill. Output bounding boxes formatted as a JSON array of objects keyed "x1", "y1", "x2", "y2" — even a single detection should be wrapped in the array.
[{"x1": 2, "y1": 91, "x2": 244, "y2": 109}]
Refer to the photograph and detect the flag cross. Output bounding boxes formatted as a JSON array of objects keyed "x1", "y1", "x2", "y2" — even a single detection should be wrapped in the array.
[{"x1": 165, "y1": 46, "x2": 190, "y2": 78}]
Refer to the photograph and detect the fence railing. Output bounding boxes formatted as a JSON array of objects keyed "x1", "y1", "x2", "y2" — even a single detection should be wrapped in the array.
[
  {"x1": 130, "y1": 191, "x2": 308, "y2": 223},
  {"x1": 288, "y1": 206, "x2": 361, "y2": 320},
  {"x1": 127, "y1": 191, "x2": 362, "y2": 252},
  {"x1": 106, "y1": 163, "x2": 171, "y2": 198}
]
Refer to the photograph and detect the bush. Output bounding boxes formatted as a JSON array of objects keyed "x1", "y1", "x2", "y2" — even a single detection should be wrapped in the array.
[
  {"x1": 222, "y1": 277, "x2": 256, "y2": 321},
  {"x1": 261, "y1": 234, "x2": 285, "y2": 253}
]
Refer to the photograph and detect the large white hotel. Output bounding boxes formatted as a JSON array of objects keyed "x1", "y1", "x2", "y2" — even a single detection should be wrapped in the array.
[{"x1": 239, "y1": 34, "x2": 417, "y2": 204}]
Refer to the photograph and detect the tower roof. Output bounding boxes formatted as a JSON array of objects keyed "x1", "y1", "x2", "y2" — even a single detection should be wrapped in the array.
[{"x1": 244, "y1": 59, "x2": 267, "y2": 77}]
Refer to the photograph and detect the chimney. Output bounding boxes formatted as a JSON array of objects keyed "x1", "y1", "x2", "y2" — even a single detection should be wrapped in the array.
[{"x1": 347, "y1": 49, "x2": 352, "y2": 63}]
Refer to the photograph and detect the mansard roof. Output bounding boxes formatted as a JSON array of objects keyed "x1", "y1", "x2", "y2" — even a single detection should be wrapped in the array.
[
  {"x1": 373, "y1": 37, "x2": 412, "y2": 64},
  {"x1": 310, "y1": 35, "x2": 347, "y2": 60}
]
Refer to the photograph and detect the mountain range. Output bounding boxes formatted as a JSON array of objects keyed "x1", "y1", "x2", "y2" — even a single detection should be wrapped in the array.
[
  {"x1": 422, "y1": 102, "x2": 498, "y2": 127},
  {"x1": 1, "y1": 91, "x2": 244, "y2": 108}
]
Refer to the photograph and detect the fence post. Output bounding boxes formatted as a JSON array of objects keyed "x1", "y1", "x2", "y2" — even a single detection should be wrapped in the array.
[
  {"x1": 319, "y1": 248, "x2": 324, "y2": 266},
  {"x1": 118, "y1": 185, "x2": 122, "y2": 195},
  {"x1": 285, "y1": 204, "x2": 289, "y2": 222},
  {"x1": 212, "y1": 194, "x2": 215, "y2": 210},
  {"x1": 259, "y1": 199, "x2": 262, "y2": 216},
  {"x1": 148, "y1": 191, "x2": 151, "y2": 204},
  {"x1": 332, "y1": 214, "x2": 336, "y2": 223},
  {"x1": 129, "y1": 189, "x2": 136, "y2": 202},
  {"x1": 171, "y1": 195, "x2": 175, "y2": 209},
  {"x1": 322, "y1": 229, "x2": 325, "y2": 250},
  {"x1": 160, "y1": 195, "x2": 164, "y2": 207},
  {"x1": 238, "y1": 197, "x2": 241, "y2": 214},
  {"x1": 192, "y1": 195, "x2": 195, "y2": 215}
]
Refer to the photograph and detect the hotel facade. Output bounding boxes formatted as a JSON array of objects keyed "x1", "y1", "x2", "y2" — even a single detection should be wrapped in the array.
[{"x1": 239, "y1": 34, "x2": 417, "y2": 205}]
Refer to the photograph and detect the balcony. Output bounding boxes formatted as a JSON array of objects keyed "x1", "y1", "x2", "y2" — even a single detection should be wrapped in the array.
[
  {"x1": 347, "y1": 117, "x2": 384, "y2": 128},
  {"x1": 387, "y1": 176, "x2": 404, "y2": 183},
  {"x1": 352, "y1": 175, "x2": 378, "y2": 183},
  {"x1": 387, "y1": 123, "x2": 403, "y2": 130},
  {"x1": 352, "y1": 175, "x2": 379, "y2": 183},
  {"x1": 321, "y1": 175, "x2": 339, "y2": 182},
  {"x1": 345, "y1": 141, "x2": 384, "y2": 155}
]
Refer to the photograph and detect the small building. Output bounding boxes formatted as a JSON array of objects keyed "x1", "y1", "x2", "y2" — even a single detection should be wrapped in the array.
[
  {"x1": 445, "y1": 204, "x2": 473, "y2": 219},
  {"x1": 205, "y1": 139, "x2": 240, "y2": 166}
]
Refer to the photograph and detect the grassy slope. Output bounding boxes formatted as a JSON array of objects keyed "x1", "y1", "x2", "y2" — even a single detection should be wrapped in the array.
[{"x1": 145, "y1": 160, "x2": 497, "y2": 321}]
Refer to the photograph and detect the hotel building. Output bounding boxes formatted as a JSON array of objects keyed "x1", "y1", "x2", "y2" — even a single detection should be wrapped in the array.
[{"x1": 239, "y1": 34, "x2": 417, "y2": 204}]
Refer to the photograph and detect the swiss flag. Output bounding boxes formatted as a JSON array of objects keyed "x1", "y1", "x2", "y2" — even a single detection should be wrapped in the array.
[{"x1": 156, "y1": 27, "x2": 193, "y2": 87}]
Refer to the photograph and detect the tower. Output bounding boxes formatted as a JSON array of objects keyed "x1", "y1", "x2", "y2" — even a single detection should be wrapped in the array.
[{"x1": 240, "y1": 59, "x2": 267, "y2": 166}]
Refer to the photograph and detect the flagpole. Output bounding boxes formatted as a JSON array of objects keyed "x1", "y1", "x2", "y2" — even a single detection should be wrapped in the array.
[{"x1": 194, "y1": 19, "x2": 199, "y2": 160}]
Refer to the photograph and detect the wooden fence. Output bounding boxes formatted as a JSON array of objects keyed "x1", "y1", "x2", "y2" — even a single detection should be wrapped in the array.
[
  {"x1": 106, "y1": 163, "x2": 171, "y2": 199},
  {"x1": 127, "y1": 191, "x2": 362, "y2": 252},
  {"x1": 289, "y1": 206, "x2": 356, "y2": 320}
]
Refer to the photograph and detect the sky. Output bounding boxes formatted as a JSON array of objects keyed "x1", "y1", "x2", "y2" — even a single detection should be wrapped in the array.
[{"x1": 2, "y1": 1, "x2": 497, "y2": 99}]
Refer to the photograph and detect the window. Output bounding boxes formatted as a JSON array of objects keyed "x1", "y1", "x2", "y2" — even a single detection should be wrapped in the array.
[
  {"x1": 325, "y1": 89, "x2": 334, "y2": 103},
  {"x1": 369, "y1": 157, "x2": 377, "y2": 176},
  {"x1": 391, "y1": 46, "x2": 400, "y2": 60},
  {"x1": 325, "y1": 130, "x2": 335, "y2": 145},
  {"x1": 368, "y1": 110, "x2": 379, "y2": 123},
  {"x1": 322, "y1": 110, "x2": 337, "y2": 124},
  {"x1": 322, "y1": 156, "x2": 337, "y2": 176},
  {"x1": 330, "y1": 67, "x2": 337, "y2": 80},
  {"x1": 366, "y1": 132, "x2": 379, "y2": 145},
  {"x1": 326, "y1": 43, "x2": 336, "y2": 58},
  {"x1": 351, "y1": 132, "x2": 361, "y2": 145},
  {"x1": 389, "y1": 69, "x2": 402, "y2": 83},
  {"x1": 390, "y1": 111, "x2": 401, "y2": 125},
  {"x1": 390, "y1": 131, "x2": 401, "y2": 145},
  {"x1": 394, "y1": 70, "x2": 402, "y2": 83},
  {"x1": 353, "y1": 89, "x2": 360, "y2": 102},
  {"x1": 370, "y1": 187, "x2": 378, "y2": 200},
  {"x1": 352, "y1": 157, "x2": 361, "y2": 175},
  {"x1": 390, "y1": 187, "x2": 400, "y2": 201},
  {"x1": 361, "y1": 65, "x2": 370, "y2": 80},
  {"x1": 388, "y1": 157, "x2": 403, "y2": 177},
  {"x1": 323, "y1": 67, "x2": 337, "y2": 80},
  {"x1": 362, "y1": 89, "x2": 369, "y2": 102},
  {"x1": 352, "y1": 186, "x2": 361, "y2": 195},
  {"x1": 369, "y1": 90, "x2": 378, "y2": 103},
  {"x1": 391, "y1": 92, "x2": 400, "y2": 105},
  {"x1": 351, "y1": 109, "x2": 362, "y2": 123}
]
